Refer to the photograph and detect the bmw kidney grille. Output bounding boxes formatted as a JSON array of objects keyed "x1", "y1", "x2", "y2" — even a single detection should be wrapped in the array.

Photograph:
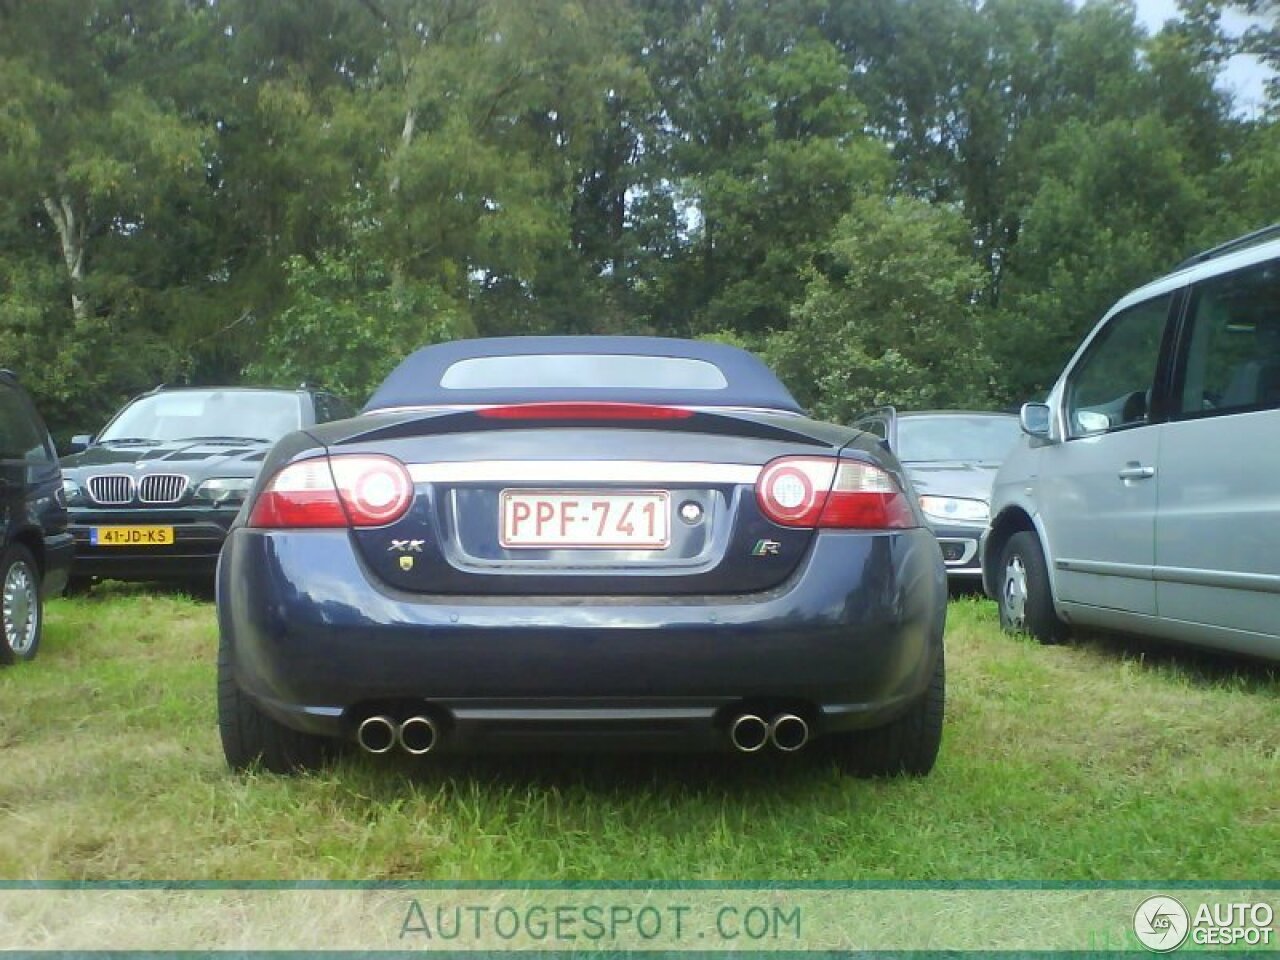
[{"x1": 86, "y1": 473, "x2": 188, "y2": 505}]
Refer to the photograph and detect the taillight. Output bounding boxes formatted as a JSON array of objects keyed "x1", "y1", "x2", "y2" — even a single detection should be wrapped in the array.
[
  {"x1": 756, "y1": 456, "x2": 915, "y2": 530},
  {"x1": 476, "y1": 403, "x2": 694, "y2": 421},
  {"x1": 248, "y1": 455, "x2": 413, "y2": 528}
]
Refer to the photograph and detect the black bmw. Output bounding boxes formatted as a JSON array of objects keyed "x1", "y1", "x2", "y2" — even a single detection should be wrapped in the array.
[
  {"x1": 61, "y1": 386, "x2": 354, "y2": 584},
  {"x1": 217, "y1": 338, "x2": 947, "y2": 775}
]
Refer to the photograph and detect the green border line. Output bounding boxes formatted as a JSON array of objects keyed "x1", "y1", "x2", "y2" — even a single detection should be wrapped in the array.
[
  {"x1": 0, "y1": 880, "x2": 1276, "y2": 890},
  {"x1": 0, "y1": 952, "x2": 1245, "y2": 959}
]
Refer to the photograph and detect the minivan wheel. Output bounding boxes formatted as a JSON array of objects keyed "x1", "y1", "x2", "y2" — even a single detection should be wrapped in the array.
[
  {"x1": 831, "y1": 649, "x2": 944, "y2": 778},
  {"x1": 1, "y1": 544, "x2": 42, "y2": 664},
  {"x1": 217, "y1": 633, "x2": 329, "y2": 773},
  {"x1": 998, "y1": 531, "x2": 1067, "y2": 644}
]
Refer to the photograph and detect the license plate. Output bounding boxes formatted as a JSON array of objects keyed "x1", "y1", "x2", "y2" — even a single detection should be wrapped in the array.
[
  {"x1": 500, "y1": 490, "x2": 670, "y2": 549},
  {"x1": 90, "y1": 526, "x2": 175, "y2": 546}
]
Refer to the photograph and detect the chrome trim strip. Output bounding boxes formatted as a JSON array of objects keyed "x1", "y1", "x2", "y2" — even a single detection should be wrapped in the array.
[
  {"x1": 1152, "y1": 565, "x2": 1280, "y2": 595},
  {"x1": 407, "y1": 460, "x2": 762, "y2": 485},
  {"x1": 1056, "y1": 558, "x2": 1153, "y2": 579}
]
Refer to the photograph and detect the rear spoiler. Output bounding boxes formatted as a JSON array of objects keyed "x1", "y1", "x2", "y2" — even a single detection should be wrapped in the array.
[{"x1": 332, "y1": 403, "x2": 830, "y2": 448}]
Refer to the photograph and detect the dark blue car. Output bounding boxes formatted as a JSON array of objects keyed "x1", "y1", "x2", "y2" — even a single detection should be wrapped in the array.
[{"x1": 217, "y1": 338, "x2": 947, "y2": 775}]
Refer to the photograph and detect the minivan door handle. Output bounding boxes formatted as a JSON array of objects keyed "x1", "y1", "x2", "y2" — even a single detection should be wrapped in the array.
[{"x1": 1118, "y1": 463, "x2": 1156, "y2": 480}]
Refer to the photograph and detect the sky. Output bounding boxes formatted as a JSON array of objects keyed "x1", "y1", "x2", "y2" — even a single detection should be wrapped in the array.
[{"x1": 1132, "y1": 0, "x2": 1273, "y2": 115}]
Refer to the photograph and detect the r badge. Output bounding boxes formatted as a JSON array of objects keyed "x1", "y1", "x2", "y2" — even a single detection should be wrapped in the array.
[
  {"x1": 751, "y1": 539, "x2": 781, "y2": 557},
  {"x1": 399, "y1": 555, "x2": 415, "y2": 571}
]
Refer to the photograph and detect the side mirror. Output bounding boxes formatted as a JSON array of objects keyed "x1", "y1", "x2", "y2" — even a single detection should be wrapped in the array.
[
  {"x1": 1019, "y1": 403, "x2": 1052, "y2": 439},
  {"x1": 66, "y1": 434, "x2": 93, "y2": 454}
]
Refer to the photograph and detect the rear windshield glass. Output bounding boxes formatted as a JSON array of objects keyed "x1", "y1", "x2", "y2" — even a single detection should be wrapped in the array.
[
  {"x1": 896, "y1": 416, "x2": 1021, "y2": 462},
  {"x1": 440, "y1": 355, "x2": 729, "y2": 392},
  {"x1": 99, "y1": 391, "x2": 303, "y2": 444}
]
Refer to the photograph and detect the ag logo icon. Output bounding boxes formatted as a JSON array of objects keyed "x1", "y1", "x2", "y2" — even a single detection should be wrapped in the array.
[{"x1": 1133, "y1": 895, "x2": 1190, "y2": 953}]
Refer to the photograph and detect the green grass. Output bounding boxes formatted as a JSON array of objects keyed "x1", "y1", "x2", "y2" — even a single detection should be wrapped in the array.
[{"x1": 1, "y1": 588, "x2": 1276, "y2": 880}]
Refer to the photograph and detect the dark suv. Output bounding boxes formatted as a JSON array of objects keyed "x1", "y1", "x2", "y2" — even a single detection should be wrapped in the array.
[
  {"x1": 60, "y1": 386, "x2": 354, "y2": 585},
  {"x1": 0, "y1": 371, "x2": 72, "y2": 664}
]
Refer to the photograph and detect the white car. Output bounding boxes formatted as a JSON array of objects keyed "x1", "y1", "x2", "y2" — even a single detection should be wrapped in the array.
[{"x1": 983, "y1": 225, "x2": 1280, "y2": 660}]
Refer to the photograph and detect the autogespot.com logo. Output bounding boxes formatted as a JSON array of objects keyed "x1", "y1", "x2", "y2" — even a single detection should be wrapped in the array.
[{"x1": 1134, "y1": 896, "x2": 1191, "y2": 952}]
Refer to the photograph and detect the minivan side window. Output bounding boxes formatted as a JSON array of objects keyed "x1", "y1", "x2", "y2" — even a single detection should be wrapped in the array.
[
  {"x1": 1064, "y1": 294, "x2": 1172, "y2": 438},
  {"x1": 0, "y1": 384, "x2": 52, "y2": 463},
  {"x1": 1175, "y1": 258, "x2": 1280, "y2": 418}
]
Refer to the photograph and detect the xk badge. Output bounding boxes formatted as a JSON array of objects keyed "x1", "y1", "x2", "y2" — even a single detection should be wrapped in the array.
[{"x1": 388, "y1": 539, "x2": 424, "y2": 553}]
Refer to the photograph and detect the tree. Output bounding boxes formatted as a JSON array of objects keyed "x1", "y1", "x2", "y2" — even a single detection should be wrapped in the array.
[
  {"x1": 244, "y1": 249, "x2": 470, "y2": 404},
  {"x1": 988, "y1": 113, "x2": 1214, "y2": 402},
  {"x1": 0, "y1": 0, "x2": 212, "y2": 430},
  {"x1": 634, "y1": 0, "x2": 890, "y2": 337},
  {"x1": 0, "y1": 0, "x2": 205, "y2": 323},
  {"x1": 767, "y1": 194, "x2": 991, "y2": 421}
]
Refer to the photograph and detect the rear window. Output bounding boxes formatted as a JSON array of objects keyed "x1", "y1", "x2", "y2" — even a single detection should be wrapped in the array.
[
  {"x1": 440, "y1": 355, "x2": 729, "y2": 392},
  {"x1": 364, "y1": 337, "x2": 804, "y2": 414}
]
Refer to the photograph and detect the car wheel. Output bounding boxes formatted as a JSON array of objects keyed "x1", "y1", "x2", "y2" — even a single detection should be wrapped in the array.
[
  {"x1": 1, "y1": 544, "x2": 42, "y2": 665},
  {"x1": 998, "y1": 531, "x2": 1068, "y2": 644},
  {"x1": 831, "y1": 649, "x2": 944, "y2": 778},
  {"x1": 217, "y1": 633, "x2": 329, "y2": 773}
]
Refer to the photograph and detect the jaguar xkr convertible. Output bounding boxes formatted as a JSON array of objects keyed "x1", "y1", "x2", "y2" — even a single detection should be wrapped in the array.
[{"x1": 217, "y1": 338, "x2": 947, "y2": 776}]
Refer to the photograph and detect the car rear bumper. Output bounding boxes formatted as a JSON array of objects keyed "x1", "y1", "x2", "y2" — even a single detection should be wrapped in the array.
[{"x1": 218, "y1": 527, "x2": 947, "y2": 752}]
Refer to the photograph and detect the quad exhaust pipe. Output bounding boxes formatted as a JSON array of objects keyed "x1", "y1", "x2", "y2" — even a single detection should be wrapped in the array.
[
  {"x1": 397, "y1": 715, "x2": 439, "y2": 755},
  {"x1": 769, "y1": 713, "x2": 809, "y2": 752},
  {"x1": 356, "y1": 714, "x2": 441, "y2": 755},
  {"x1": 729, "y1": 714, "x2": 769, "y2": 753},
  {"x1": 356, "y1": 715, "x2": 397, "y2": 754},
  {"x1": 729, "y1": 711, "x2": 810, "y2": 753}
]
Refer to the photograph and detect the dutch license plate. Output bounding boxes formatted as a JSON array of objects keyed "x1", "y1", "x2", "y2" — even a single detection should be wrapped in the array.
[
  {"x1": 90, "y1": 526, "x2": 175, "y2": 546},
  {"x1": 500, "y1": 490, "x2": 670, "y2": 549}
]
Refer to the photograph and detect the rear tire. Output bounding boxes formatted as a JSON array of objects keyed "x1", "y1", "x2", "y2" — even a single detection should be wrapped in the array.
[
  {"x1": 217, "y1": 633, "x2": 329, "y2": 773},
  {"x1": 832, "y1": 649, "x2": 944, "y2": 777},
  {"x1": 997, "y1": 531, "x2": 1067, "y2": 644},
  {"x1": 1, "y1": 545, "x2": 42, "y2": 665}
]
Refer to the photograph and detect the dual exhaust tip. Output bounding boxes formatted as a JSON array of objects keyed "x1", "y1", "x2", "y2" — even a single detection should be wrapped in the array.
[
  {"x1": 729, "y1": 712, "x2": 809, "y2": 753},
  {"x1": 356, "y1": 714, "x2": 438, "y2": 756}
]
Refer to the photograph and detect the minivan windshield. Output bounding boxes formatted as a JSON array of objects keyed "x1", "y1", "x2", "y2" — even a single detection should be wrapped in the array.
[
  {"x1": 896, "y1": 415, "x2": 1021, "y2": 462},
  {"x1": 98, "y1": 390, "x2": 302, "y2": 444}
]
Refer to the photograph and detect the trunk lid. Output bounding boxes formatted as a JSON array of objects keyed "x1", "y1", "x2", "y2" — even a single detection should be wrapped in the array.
[{"x1": 327, "y1": 408, "x2": 841, "y2": 596}]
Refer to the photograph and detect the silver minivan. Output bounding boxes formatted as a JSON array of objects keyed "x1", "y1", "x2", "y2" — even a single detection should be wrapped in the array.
[{"x1": 983, "y1": 226, "x2": 1280, "y2": 660}]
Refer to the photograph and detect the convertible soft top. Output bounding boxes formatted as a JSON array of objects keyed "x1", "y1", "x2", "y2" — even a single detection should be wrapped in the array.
[{"x1": 363, "y1": 336, "x2": 803, "y2": 414}]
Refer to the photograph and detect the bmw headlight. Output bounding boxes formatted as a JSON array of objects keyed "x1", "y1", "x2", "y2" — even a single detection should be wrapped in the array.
[
  {"x1": 61, "y1": 479, "x2": 84, "y2": 506},
  {"x1": 193, "y1": 477, "x2": 254, "y2": 506},
  {"x1": 919, "y1": 495, "x2": 989, "y2": 524}
]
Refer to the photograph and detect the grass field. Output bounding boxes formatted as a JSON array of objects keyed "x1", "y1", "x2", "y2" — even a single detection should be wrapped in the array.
[{"x1": 1, "y1": 588, "x2": 1276, "y2": 881}]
